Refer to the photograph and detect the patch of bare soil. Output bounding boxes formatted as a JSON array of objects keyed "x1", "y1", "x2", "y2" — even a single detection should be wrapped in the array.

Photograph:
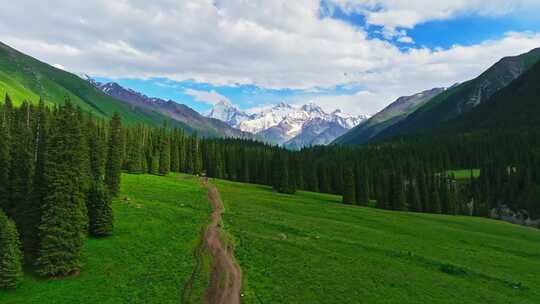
[{"x1": 182, "y1": 178, "x2": 242, "y2": 304}]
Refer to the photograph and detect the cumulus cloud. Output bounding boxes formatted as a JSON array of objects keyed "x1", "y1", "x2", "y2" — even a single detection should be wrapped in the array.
[
  {"x1": 397, "y1": 36, "x2": 414, "y2": 44},
  {"x1": 326, "y1": 0, "x2": 540, "y2": 29},
  {"x1": 185, "y1": 89, "x2": 231, "y2": 105},
  {"x1": 0, "y1": 1, "x2": 539, "y2": 114}
]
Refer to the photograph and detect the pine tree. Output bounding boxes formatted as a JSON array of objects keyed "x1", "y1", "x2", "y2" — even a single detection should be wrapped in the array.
[
  {"x1": 342, "y1": 166, "x2": 356, "y2": 204},
  {"x1": 158, "y1": 126, "x2": 171, "y2": 175},
  {"x1": 87, "y1": 181, "x2": 113, "y2": 237},
  {"x1": 9, "y1": 102, "x2": 35, "y2": 250},
  {"x1": 390, "y1": 172, "x2": 406, "y2": 211},
  {"x1": 430, "y1": 188, "x2": 442, "y2": 214},
  {"x1": 407, "y1": 181, "x2": 422, "y2": 212},
  {"x1": 355, "y1": 165, "x2": 369, "y2": 205},
  {"x1": 170, "y1": 130, "x2": 180, "y2": 172},
  {"x1": 0, "y1": 100, "x2": 11, "y2": 212},
  {"x1": 86, "y1": 117, "x2": 113, "y2": 237},
  {"x1": 30, "y1": 99, "x2": 48, "y2": 254},
  {"x1": 125, "y1": 128, "x2": 144, "y2": 174},
  {"x1": 278, "y1": 153, "x2": 290, "y2": 193},
  {"x1": 271, "y1": 151, "x2": 281, "y2": 192},
  {"x1": 105, "y1": 113, "x2": 123, "y2": 197},
  {"x1": 0, "y1": 210, "x2": 23, "y2": 289},
  {"x1": 36, "y1": 102, "x2": 88, "y2": 277}
]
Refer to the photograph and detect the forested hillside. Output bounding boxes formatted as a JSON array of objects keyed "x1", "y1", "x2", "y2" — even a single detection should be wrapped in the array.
[
  {"x1": 0, "y1": 42, "x2": 248, "y2": 137},
  {"x1": 438, "y1": 59, "x2": 540, "y2": 132},
  {"x1": 371, "y1": 47, "x2": 540, "y2": 142},
  {"x1": 0, "y1": 97, "x2": 122, "y2": 289}
]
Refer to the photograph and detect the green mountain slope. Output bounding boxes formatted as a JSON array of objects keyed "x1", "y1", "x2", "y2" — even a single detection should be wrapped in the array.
[
  {"x1": 215, "y1": 178, "x2": 540, "y2": 304},
  {"x1": 334, "y1": 88, "x2": 444, "y2": 145},
  {"x1": 0, "y1": 41, "x2": 190, "y2": 128},
  {"x1": 372, "y1": 47, "x2": 540, "y2": 142},
  {"x1": 439, "y1": 59, "x2": 540, "y2": 133}
]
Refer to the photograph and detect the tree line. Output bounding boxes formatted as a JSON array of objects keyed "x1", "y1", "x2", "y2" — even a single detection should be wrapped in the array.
[
  {"x1": 0, "y1": 95, "x2": 122, "y2": 289},
  {"x1": 119, "y1": 120, "x2": 540, "y2": 221}
]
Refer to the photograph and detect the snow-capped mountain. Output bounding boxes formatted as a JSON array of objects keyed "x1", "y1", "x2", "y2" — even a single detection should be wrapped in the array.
[
  {"x1": 283, "y1": 118, "x2": 349, "y2": 150},
  {"x1": 207, "y1": 101, "x2": 368, "y2": 148},
  {"x1": 207, "y1": 100, "x2": 254, "y2": 127}
]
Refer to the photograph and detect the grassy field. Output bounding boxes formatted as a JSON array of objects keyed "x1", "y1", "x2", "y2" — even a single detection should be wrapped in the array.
[
  {"x1": 2, "y1": 173, "x2": 539, "y2": 303},
  {"x1": 0, "y1": 173, "x2": 210, "y2": 304},
  {"x1": 214, "y1": 178, "x2": 540, "y2": 304},
  {"x1": 447, "y1": 169, "x2": 481, "y2": 181}
]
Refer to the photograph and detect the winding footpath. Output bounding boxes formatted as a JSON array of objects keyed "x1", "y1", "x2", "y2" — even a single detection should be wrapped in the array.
[{"x1": 182, "y1": 178, "x2": 242, "y2": 304}]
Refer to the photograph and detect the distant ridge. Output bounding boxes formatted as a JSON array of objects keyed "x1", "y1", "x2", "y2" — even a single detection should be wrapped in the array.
[
  {"x1": 334, "y1": 87, "x2": 445, "y2": 145},
  {"x1": 89, "y1": 80, "x2": 252, "y2": 138},
  {"x1": 372, "y1": 47, "x2": 540, "y2": 142}
]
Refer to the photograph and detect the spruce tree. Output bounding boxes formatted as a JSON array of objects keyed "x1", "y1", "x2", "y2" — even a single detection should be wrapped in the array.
[
  {"x1": 36, "y1": 102, "x2": 87, "y2": 277},
  {"x1": 430, "y1": 188, "x2": 442, "y2": 214},
  {"x1": 158, "y1": 127, "x2": 171, "y2": 176},
  {"x1": 407, "y1": 181, "x2": 422, "y2": 212},
  {"x1": 30, "y1": 99, "x2": 48, "y2": 254},
  {"x1": 278, "y1": 153, "x2": 290, "y2": 193},
  {"x1": 342, "y1": 166, "x2": 356, "y2": 204},
  {"x1": 105, "y1": 113, "x2": 123, "y2": 197},
  {"x1": 87, "y1": 117, "x2": 113, "y2": 237},
  {"x1": 9, "y1": 103, "x2": 35, "y2": 250},
  {"x1": 87, "y1": 181, "x2": 113, "y2": 237},
  {"x1": 0, "y1": 101, "x2": 10, "y2": 212},
  {"x1": 0, "y1": 210, "x2": 23, "y2": 289},
  {"x1": 355, "y1": 166, "x2": 369, "y2": 205},
  {"x1": 271, "y1": 151, "x2": 281, "y2": 192}
]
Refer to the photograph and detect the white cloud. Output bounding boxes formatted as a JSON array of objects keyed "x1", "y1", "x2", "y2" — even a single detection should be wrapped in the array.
[
  {"x1": 397, "y1": 36, "x2": 414, "y2": 44},
  {"x1": 291, "y1": 90, "x2": 397, "y2": 116},
  {"x1": 326, "y1": 0, "x2": 540, "y2": 29},
  {"x1": 184, "y1": 89, "x2": 231, "y2": 105},
  {"x1": 0, "y1": 1, "x2": 539, "y2": 115}
]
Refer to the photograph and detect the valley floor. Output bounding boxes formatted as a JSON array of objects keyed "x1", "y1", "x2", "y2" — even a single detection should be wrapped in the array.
[{"x1": 1, "y1": 173, "x2": 539, "y2": 303}]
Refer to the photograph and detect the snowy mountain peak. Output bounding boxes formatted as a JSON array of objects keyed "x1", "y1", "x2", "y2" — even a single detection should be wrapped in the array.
[
  {"x1": 300, "y1": 102, "x2": 324, "y2": 114},
  {"x1": 216, "y1": 99, "x2": 233, "y2": 107},
  {"x1": 207, "y1": 100, "x2": 253, "y2": 127},
  {"x1": 274, "y1": 101, "x2": 292, "y2": 109},
  {"x1": 207, "y1": 101, "x2": 368, "y2": 148}
]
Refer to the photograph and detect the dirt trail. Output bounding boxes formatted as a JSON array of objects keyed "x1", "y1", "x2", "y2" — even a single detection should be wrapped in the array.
[{"x1": 183, "y1": 178, "x2": 242, "y2": 304}]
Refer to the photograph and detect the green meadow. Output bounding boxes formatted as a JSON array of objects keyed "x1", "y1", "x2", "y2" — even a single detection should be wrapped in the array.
[
  {"x1": 214, "y1": 178, "x2": 540, "y2": 304},
  {"x1": 2, "y1": 173, "x2": 539, "y2": 303},
  {"x1": 0, "y1": 173, "x2": 210, "y2": 304}
]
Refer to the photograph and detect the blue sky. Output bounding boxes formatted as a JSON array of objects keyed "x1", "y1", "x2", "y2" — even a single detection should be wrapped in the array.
[
  {"x1": 3, "y1": 1, "x2": 540, "y2": 115},
  {"x1": 94, "y1": 9, "x2": 540, "y2": 115}
]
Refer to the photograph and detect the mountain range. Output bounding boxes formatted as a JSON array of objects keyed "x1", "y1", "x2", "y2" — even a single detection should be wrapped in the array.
[
  {"x1": 3, "y1": 39, "x2": 540, "y2": 150},
  {"x1": 87, "y1": 79, "x2": 250, "y2": 138},
  {"x1": 0, "y1": 40, "x2": 251, "y2": 138},
  {"x1": 207, "y1": 100, "x2": 368, "y2": 148}
]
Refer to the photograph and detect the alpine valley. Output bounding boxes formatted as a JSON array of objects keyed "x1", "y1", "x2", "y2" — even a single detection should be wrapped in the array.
[{"x1": 2, "y1": 3, "x2": 540, "y2": 304}]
